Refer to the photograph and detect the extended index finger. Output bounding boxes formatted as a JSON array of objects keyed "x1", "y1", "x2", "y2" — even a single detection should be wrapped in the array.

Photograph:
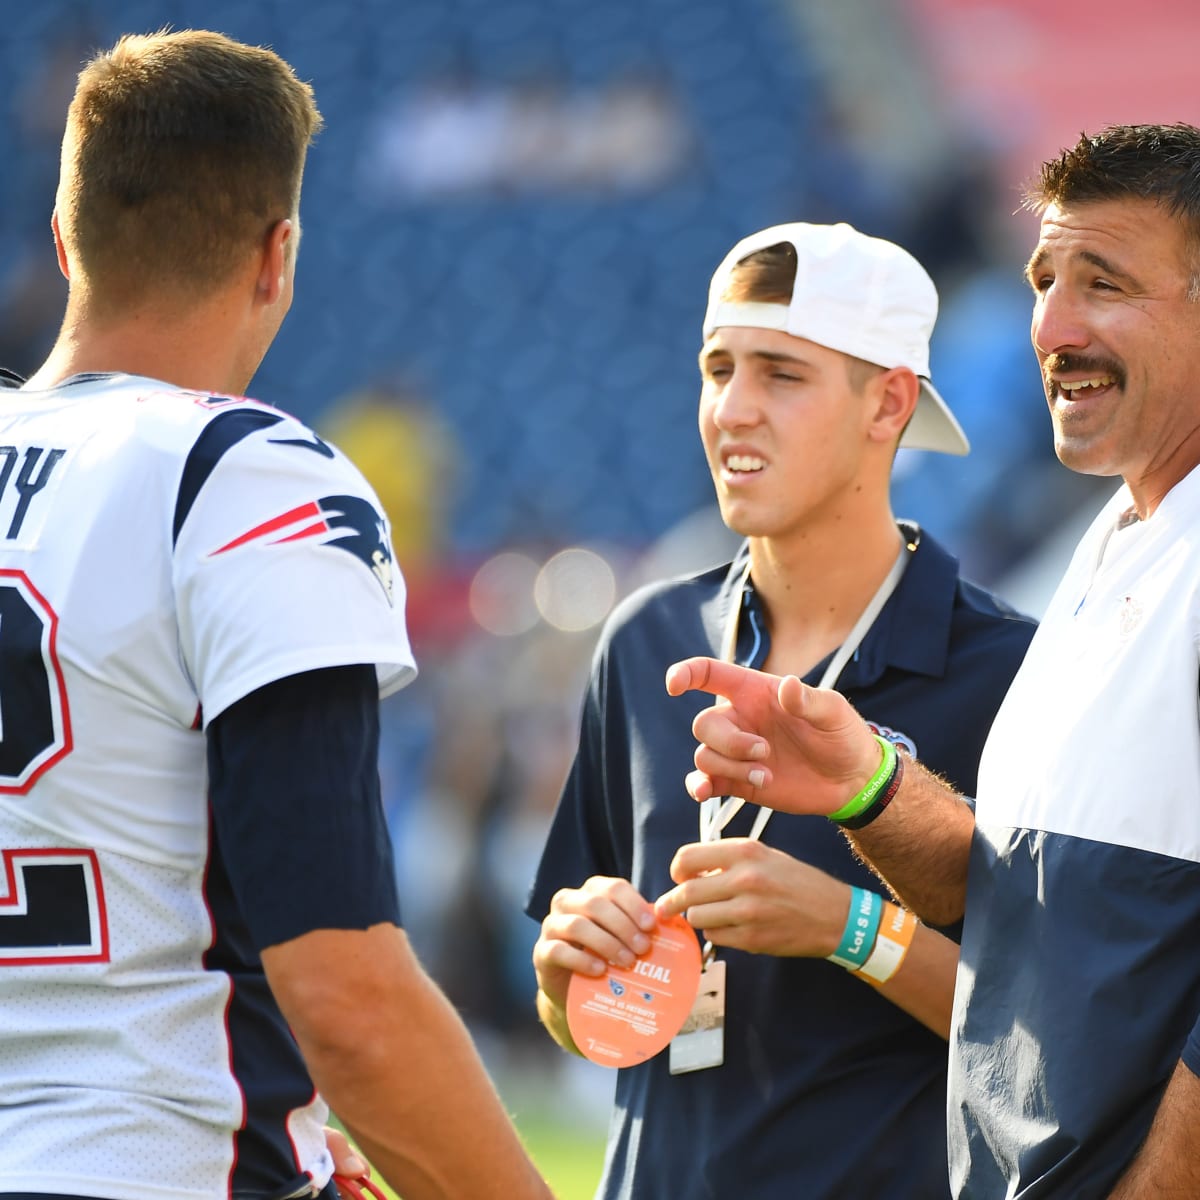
[{"x1": 665, "y1": 656, "x2": 754, "y2": 700}]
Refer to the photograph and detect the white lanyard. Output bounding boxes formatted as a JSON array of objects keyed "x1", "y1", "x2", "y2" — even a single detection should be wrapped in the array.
[{"x1": 698, "y1": 539, "x2": 912, "y2": 846}]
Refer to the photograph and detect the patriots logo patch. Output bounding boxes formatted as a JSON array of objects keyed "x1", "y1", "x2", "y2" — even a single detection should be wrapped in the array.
[{"x1": 209, "y1": 494, "x2": 394, "y2": 605}]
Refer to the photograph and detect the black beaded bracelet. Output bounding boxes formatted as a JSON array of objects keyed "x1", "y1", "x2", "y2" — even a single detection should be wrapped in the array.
[{"x1": 836, "y1": 746, "x2": 905, "y2": 830}]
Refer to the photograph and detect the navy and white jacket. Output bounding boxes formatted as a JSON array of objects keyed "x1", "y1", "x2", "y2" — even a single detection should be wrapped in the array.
[{"x1": 953, "y1": 465, "x2": 1200, "y2": 1197}]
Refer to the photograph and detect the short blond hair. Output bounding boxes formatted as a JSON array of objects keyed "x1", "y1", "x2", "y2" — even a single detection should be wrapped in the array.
[{"x1": 58, "y1": 29, "x2": 322, "y2": 303}]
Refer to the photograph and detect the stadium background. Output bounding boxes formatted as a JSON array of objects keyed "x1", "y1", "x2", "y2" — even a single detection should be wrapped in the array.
[{"x1": 3, "y1": 1, "x2": 1197, "y2": 1193}]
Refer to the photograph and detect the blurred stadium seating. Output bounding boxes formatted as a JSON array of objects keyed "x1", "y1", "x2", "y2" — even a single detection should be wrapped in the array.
[
  {"x1": 1, "y1": 0, "x2": 835, "y2": 555},
  {"x1": 6, "y1": 0, "x2": 1066, "y2": 574},
  {"x1": 3, "y1": 0, "x2": 1125, "y2": 592}
]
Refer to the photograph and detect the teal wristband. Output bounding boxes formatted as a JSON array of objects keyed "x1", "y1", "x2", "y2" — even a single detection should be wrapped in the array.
[
  {"x1": 827, "y1": 735, "x2": 897, "y2": 824},
  {"x1": 827, "y1": 886, "x2": 883, "y2": 971}
]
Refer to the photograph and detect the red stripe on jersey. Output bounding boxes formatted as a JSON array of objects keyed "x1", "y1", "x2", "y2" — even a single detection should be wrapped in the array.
[
  {"x1": 210, "y1": 502, "x2": 321, "y2": 555},
  {"x1": 271, "y1": 521, "x2": 331, "y2": 545}
]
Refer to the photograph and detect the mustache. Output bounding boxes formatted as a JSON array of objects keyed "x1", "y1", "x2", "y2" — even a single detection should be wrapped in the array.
[{"x1": 1043, "y1": 352, "x2": 1125, "y2": 391}]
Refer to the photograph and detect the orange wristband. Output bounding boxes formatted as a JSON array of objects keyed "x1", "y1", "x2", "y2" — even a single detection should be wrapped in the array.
[{"x1": 857, "y1": 901, "x2": 918, "y2": 985}]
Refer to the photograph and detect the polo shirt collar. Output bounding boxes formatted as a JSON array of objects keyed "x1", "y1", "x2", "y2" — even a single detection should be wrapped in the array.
[{"x1": 715, "y1": 522, "x2": 960, "y2": 685}]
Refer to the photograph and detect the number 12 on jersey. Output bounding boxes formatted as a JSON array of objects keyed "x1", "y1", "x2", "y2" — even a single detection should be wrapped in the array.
[
  {"x1": 0, "y1": 569, "x2": 98, "y2": 964},
  {"x1": 0, "y1": 848, "x2": 109, "y2": 964},
  {"x1": 0, "y1": 570, "x2": 72, "y2": 791}
]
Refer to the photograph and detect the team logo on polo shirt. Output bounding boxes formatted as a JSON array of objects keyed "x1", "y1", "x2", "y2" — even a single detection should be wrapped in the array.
[
  {"x1": 1118, "y1": 593, "x2": 1143, "y2": 640},
  {"x1": 208, "y1": 494, "x2": 395, "y2": 605},
  {"x1": 867, "y1": 722, "x2": 917, "y2": 758}
]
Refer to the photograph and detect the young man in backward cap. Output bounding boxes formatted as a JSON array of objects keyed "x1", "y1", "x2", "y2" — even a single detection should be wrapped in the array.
[{"x1": 527, "y1": 221, "x2": 1035, "y2": 1198}]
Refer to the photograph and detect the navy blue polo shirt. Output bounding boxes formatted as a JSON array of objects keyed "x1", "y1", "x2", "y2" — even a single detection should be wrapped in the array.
[{"x1": 526, "y1": 526, "x2": 1036, "y2": 1200}]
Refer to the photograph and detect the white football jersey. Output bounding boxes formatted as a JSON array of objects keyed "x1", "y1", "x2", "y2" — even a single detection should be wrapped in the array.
[{"x1": 0, "y1": 373, "x2": 416, "y2": 1199}]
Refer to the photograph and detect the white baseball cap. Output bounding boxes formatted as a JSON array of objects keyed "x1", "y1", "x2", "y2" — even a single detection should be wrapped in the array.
[{"x1": 702, "y1": 222, "x2": 969, "y2": 456}]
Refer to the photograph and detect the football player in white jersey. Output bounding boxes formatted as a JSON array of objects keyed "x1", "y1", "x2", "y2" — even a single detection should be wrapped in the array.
[{"x1": 0, "y1": 29, "x2": 552, "y2": 1200}]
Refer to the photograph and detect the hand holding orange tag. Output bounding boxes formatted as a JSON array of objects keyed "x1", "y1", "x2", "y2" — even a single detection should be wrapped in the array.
[{"x1": 566, "y1": 913, "x2": 702, "y2": 1068}]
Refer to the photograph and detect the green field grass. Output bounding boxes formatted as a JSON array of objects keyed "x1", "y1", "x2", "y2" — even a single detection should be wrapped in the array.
[
  {"x1": 516, "y1": 1108, "x2": 606, "y2": 1200},
  {"x1": 349, "y1": 1097, "x2": 606, "y2": 1200}
]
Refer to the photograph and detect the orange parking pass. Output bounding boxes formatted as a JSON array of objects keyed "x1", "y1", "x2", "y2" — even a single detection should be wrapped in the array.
[{"x1": 566, "y1": 913, "x2": 702, "y2": 1068}]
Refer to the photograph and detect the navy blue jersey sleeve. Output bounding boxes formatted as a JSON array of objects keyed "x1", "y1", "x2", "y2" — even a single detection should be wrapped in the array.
[
  {"x1": 206, "y1": 663, "x2": 401, "y2": 950},
  {"x1": 1183, "y1": 1016, "x2": 1200, "y2": 1079}
]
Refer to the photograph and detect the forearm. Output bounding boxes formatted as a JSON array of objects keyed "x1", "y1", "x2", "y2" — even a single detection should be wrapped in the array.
[
  {"x1": 845, "y1": 757, "x2": 975, "y2": 926},
  {"x1": 266, "y1": 925, "x2": 553, "y2": 1200},
  {"x1": 324, "y1": 973, "x2": 552, "y2": 1199},
  {"x1": 1107, "y1": 1059, "x2": 1200, "y2": 1198},
  {"x1": 859, "y1": 921, "x2": 957, "y2": 1039},
  {"x1": 657, "y1": 840, "x2": 957, "y2": 1038}
]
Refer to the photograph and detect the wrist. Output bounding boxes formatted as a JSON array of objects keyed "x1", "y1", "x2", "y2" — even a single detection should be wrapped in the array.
[
  {"x1": 536, "y1": 987, "x2": 584, "y2": 1057},
  {"x1": 858, "y1": 902, "x2": 919, "y2": 986},
  {"x1": 825, "y1": 891, "x2": 919, "y2": 986},
  {"x1": 535, "y1": 979, "x2": 567, "y2": 1011},
  {"x1": 828, "y1": 735, "x2": 899, "y2": 825},
  {"x1": 825, "y1": 887, "x2": 883, "y2": 970}
]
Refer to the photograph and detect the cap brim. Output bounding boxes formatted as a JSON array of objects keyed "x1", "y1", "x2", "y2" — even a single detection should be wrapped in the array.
[{"x1": 901, "y1": 379, "x2": 969, "y2": 456}]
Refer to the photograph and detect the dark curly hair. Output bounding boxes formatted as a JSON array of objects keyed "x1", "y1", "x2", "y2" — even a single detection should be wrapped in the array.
[{"x1": 1024, "y1": 123, "x2": 1200, "y2": 224}]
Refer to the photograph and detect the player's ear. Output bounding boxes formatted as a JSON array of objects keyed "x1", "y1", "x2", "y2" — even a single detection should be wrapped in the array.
[
  {"x1": 51, "y1": 210, "x2": 70, "y2": 282},
  {"x1": 255, "y1": 218, "x2": 293, "y2": 307},
  {"x1": 867, "y1": 367, "x2": 919, "y2": 446}
]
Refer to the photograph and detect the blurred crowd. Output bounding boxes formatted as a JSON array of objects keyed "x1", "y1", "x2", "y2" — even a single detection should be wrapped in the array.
[
  {"x1": 0, "y1": 0, "x2": 1112, "y2": 1093},
  {"x1": 360, "y1": 64, "x2": 692, "y2": 198}
]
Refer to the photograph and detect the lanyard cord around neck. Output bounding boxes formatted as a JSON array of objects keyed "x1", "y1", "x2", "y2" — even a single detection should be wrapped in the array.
[{"x1": 699, "y1": 537, "x2": 913, "y2": 847}]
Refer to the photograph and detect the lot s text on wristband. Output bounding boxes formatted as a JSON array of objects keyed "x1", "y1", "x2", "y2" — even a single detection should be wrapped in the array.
[{"x1": 826, "y1": 888, "x2": 918, "y2": 985}]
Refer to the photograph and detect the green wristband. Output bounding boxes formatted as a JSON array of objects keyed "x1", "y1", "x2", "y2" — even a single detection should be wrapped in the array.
[{"x1": 827, "y1": 735, "x2": 897, "y2": 823}]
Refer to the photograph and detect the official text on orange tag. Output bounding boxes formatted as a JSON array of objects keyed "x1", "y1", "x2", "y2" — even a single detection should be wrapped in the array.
[{"x1": 566, "y1": 913, "x2": 702, "y2": 1068}]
